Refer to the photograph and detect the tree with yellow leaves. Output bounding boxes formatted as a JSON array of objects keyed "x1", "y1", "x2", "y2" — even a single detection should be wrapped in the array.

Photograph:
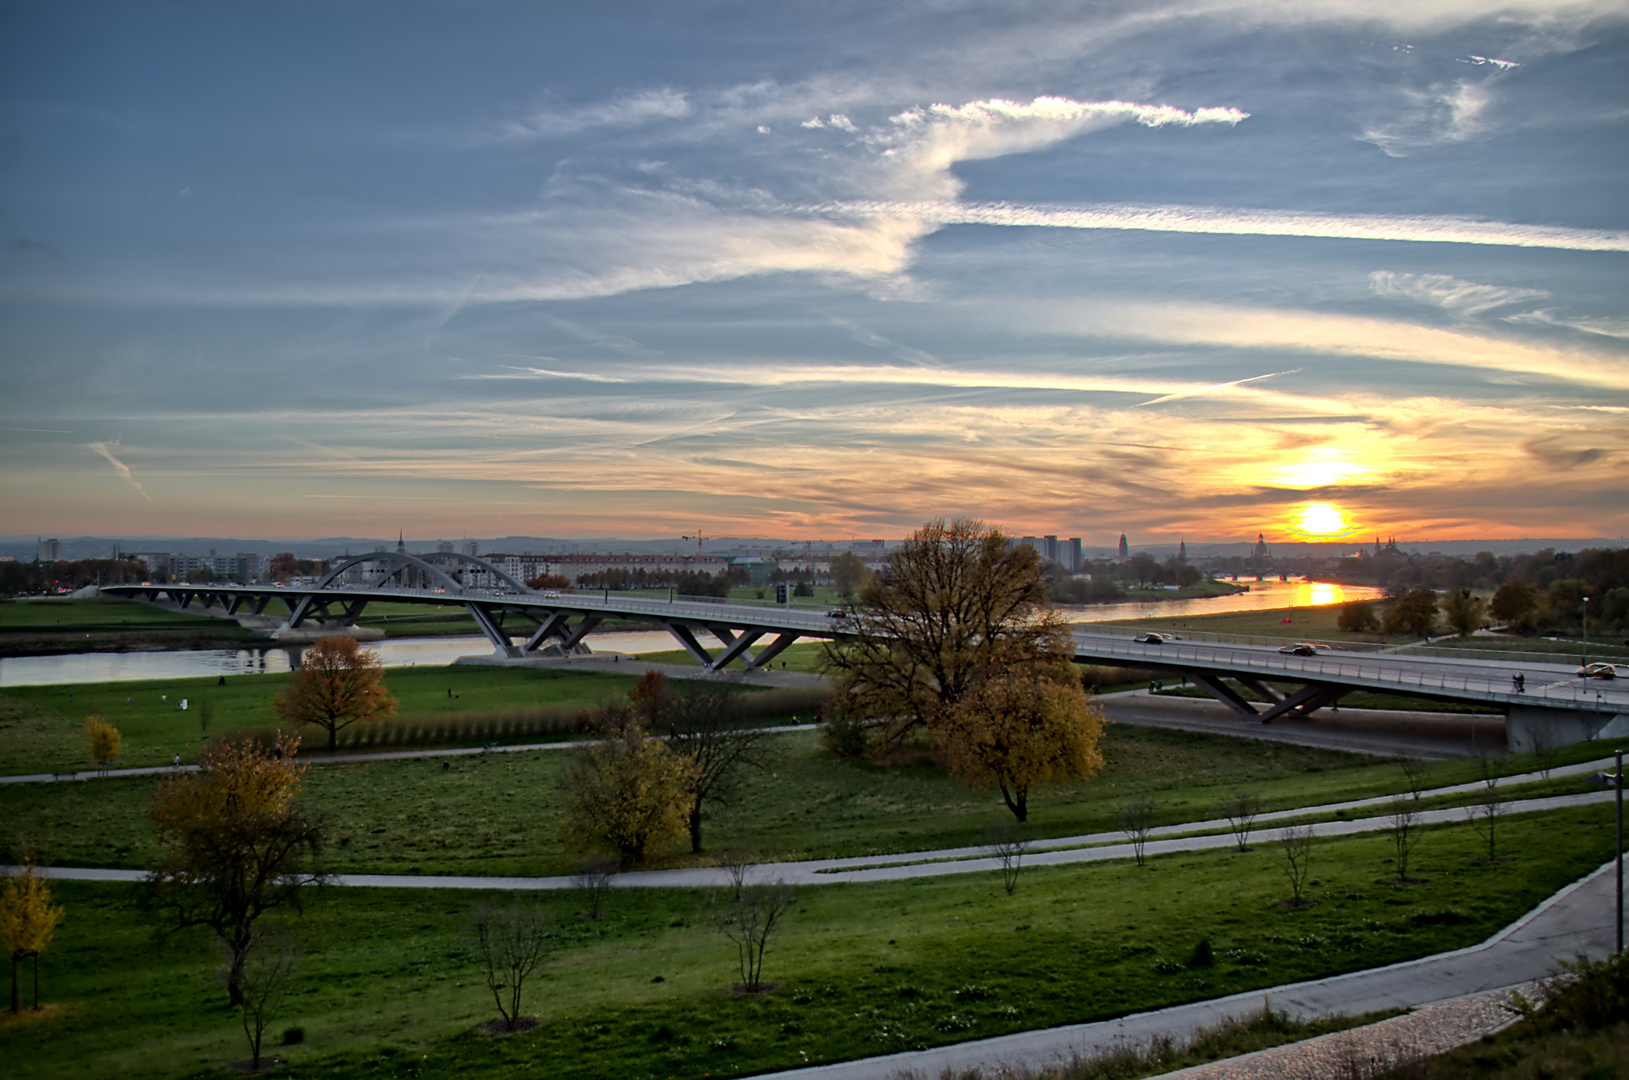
[
  {"x1": 559, "y1": 704, "x2": 700, "y2": 865},
  {"x1": 938, "y1": 671, "x2": 1106, "y2": 823},
  {"x1": 147, "y1": 732, "x2": 324, "y2": 1005},
  {"x1": 272, "y1": 635, "x2": 397, "y2": 752},
  {"x1": 84, "y1": 714, "x2": 121, "y2": 775},
  {"x1": 1, "y1": 860, "x2": 66, "y2": 1013}
]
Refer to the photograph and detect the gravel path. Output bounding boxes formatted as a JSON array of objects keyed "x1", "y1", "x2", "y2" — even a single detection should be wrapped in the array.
[{"x1": 1149, "y1": 985, "x2": 1531, "y2": 1080}]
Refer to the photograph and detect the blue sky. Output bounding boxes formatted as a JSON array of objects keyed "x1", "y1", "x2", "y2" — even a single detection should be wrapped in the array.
[{"x1": 2, "y1": 0, "x2": 1626, "y2": 544}]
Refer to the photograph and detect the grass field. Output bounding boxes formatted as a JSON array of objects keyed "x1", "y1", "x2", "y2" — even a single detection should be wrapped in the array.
[
  {"x1": 3, "y1": 804, "x2": 1615, "y2": 1080},
  {"x1": 1089, "y1": 603, "x2": 1387, "y2": 644},
  {"x1": 0, "y1": 666, "x2": 644, "y2": 775},
  {"x1": 7, "y1": 720, "x2": 1622, "y2": 876},
  {"x1": 0, "y1": 597, "x2": 265, "y2": 656}
]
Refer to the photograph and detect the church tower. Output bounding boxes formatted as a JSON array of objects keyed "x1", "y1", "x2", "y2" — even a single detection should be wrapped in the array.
[{"x1": 1118, "y1": 534, "x2": 1129, "y2": 561}]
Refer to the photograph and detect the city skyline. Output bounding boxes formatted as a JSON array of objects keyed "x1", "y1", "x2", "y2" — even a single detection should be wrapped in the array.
[{"x1": 2, "y1": 2, "x2": 1627, "y2": 543}]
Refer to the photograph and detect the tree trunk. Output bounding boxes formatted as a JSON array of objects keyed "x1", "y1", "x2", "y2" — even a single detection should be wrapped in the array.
[
  {"x1": 32, "y1": 951, "x2": 39, "y2": 1010},
  {"x1": 999, "y1": 782, "x2": 1028, "y2": 823},
  {"x1": 688, "y1": 801, "x2": 704, "y2": 854},
  {"x1": 9, "y1": 952, "x2": 17, "y2": 1014},
  {"x1": 329, "y1": 725, "x2": 337, "y2": 753},
  {"x1": 226, "y1": 942, "x2": 247, "y2": 1006}
]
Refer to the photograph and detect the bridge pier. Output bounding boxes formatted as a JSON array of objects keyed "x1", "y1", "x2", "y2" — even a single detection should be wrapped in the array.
[{"x1": 1506, "y1": 704, "x2": 1629, "y2": 752}]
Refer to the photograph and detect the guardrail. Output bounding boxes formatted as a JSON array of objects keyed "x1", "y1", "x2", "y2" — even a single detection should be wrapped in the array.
[{"x1": 1073, "y1": 635, "x2": 1629, "y2": 711}]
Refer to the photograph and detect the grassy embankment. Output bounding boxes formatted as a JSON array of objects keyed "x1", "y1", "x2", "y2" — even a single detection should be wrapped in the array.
[
  {"x1": 1, "y1": 805, "x2": 1616, "y2": 1080},
  {"x1": 0, "y1": 597, "x2": 266, "y2": 657}
]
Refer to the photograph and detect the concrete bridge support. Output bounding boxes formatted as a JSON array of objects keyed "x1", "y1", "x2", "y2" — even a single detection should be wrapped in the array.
[{"x1": 1505, "y1": 704, "x2": 1629, "y2": 753}]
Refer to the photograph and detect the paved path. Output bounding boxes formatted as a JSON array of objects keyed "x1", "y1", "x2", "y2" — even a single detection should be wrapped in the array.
[
  {"x1": 752, "y1": 855, "x2": 1625, "y2": 1080},
  {"x1": 15, "y1": 782, "x2": 1617, "y2": 893}
]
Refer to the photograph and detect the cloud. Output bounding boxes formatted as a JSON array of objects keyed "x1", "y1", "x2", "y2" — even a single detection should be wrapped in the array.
[
  {"x1": 88, "y1": 442, "x2": 153, "y2": 501},
  {"x1": 1136, "y1": 369, "x2": 1303, "y2": 406},
  {"x1": 822, "y1": 201, "x2": 1629, "y2": 253},
  {"x1": 1361, "y1": 79, "x2": 1496, "y2": 157},
  {"x1": 1506, "y1": 310, "x2": 1629, "y2": 339},
  {"x1": 498, "y1": 88, "x2": 691, "y2": 139},
  {"x1": 1370, "y1": 271, "x2": 1550, "y2": 318}
]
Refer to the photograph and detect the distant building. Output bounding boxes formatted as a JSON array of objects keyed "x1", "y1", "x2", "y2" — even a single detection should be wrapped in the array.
[
  {"x1": 435, "y1": 541, "x2": 454, "y2": 554},
  {"x1": 39, "y1": 537, "x2": 61, "y2": 562},
  {"x1": 1063, "y1": 537, "x2": 1083, "y2": 573},
  {"x1": 462, "y1": 540, "x2": 479, "y2": 557},
  {"x1": 1178, "y1": 539, "x2": 1187, "y2": 563},
  {"x1": 1042, "y1": 535, "x2": 1059, "y2": 563},
  {"x1": 1117, "y1": 534, "x2": 1129, "y2": 561}
]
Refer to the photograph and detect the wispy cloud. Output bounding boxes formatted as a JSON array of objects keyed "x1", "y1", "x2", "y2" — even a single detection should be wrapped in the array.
[
  {"x1": 1506, "y1": 310, "x2": 1629, "y2": 339},
  {"x1": 1136, "y1": 369, "x2": 1302, "y2": 406},
  {"x1": 88, "y1": 442, "x2": 153, "y2": 501},
  {"x1": 496, "y1": 88, "x2": 691, "y2": 139},
  {"x1": 1370, "y1": 271, "x2": 1550, "y2": 317},
  {"x1": 1362, "y1": 79, "x2": 1497, "y2": 157}
]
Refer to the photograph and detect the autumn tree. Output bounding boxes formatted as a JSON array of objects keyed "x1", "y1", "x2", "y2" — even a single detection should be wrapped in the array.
[
  {"x1": 84, "y1": 714, "x2": 121, "y2": 775},
  {"x1": 267, "y1": 552, "x2": 300, "y2": 583},
  {"x1": 558, "y1": 706, "x2": 700, "y2": 865},
  {"x1": 272, "y1": 636, "x2": 397, "y2": 752},
  {"x1": 1336, "y1": 601, "x2": 1379, "y2": 633},
  {"x1": 1381, "y1": 589, "x2": 1439, "y2": 639},
  {"x1": 658, "y1": 681, "x2": 770, "y2": 853},
  {"x1": 823, "y1": 518, "x2": 1074, "y2": 749},
  {"x1": 828, "y1": 551, "x2": 870, "y2": 597},
  {"x1": 938, "y1": 671, "x2": 1105, "y2": 823},
  {"x1": 146, "y1": 732, "x2": 325, "y2": 1006},
  {"x1": 526, "y1": 571, "x2": 571, "y2": 590},
  {"x1": 1440, "y1": 588, "x2": 1486, "y2": 638},
  {"x1": 1490, "y1": 578, "x2": 1544, "y2": 633},
  {"x1": 1, "y1": 860, "x2": 66, "y2": 1013}
]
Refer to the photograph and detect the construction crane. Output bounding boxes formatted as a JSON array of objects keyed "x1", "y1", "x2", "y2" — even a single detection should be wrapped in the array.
[{"x1": 681, "y1": 531, "x2": 707, "y2": 559}]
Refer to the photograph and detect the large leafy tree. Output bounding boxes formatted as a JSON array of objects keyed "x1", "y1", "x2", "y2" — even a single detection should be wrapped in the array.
[
  {"x1": 1489, "y1": 578, "x2": 1544, "y2": 633},
  {"x1": 146, "y1": 732, "x2": 324, "y2": 1005},
  {"x1": 939, "y1": 672, "x2": 1106, "y2": 822},
  {"x1": 1440, "y1": 588, "x2": 1487, "y2": 638},
  {"x1": 272, "y1": 636, "x2": 397, "y2": 752},
  {"x1": 0, "y1": 860, "x2": 66, "y2": 1013},
  {"x1": 1381, "y1": 589, "x2": 1440, "y2": 639},
  {"x1": 658, "y1": 680, "x2": 769, "y2": 854},
  {"x1": 823, "y1": 517, "x2": 1075, "y2": 748},
  {"x1": 558, "y1": 706, "x2": 700, "y2": 865}
]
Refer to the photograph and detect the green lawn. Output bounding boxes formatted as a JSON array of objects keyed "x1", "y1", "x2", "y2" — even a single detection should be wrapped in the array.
[
  {"x1": 4, "y1": 804, "x2": 1616, "y2": 1080},
  {"x1": 0, "y1": 666, "x2": 642, "y2": 775},
  {"x1": 7, "y1": 721, "x2": 1621, "y2": 877},
  {"x1": 0, "y1": 597, "x2": 266, "y2": 655},
  {"x1": 639, "y1": 639, "x2": 832, "y2": 673},
  {"x1": 1088, "y1": 602, "x2": 1387, "y2": 643}
]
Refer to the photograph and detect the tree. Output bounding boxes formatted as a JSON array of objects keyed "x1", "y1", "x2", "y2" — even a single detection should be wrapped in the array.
[
  {"x1": 1440, "y1": 588, "x2": 1486, "y2": 638},
  {"x1": 1381, "y1": 589, "x2": 1439, "y2": 638},
  {"x1": 1387, "y1": 795, "x2": 1423, "y2": 882},
  {"x1": 84, "y1": 714, "x2": 121, "y2": 775},
  {"x1": 1489, "y1": 578, "x2": 1544, "y2": 633},
  {"x1": 0, "y1": 860, "x2": 66, "y2": 1013},
  {"x1": 1336, "y1": 601, "x2": 1379, "y2": 634},
  {"x1": 526, "y1": 571, "x2": 571, "y2": 590},
  {"x1": 146, "y1": 732, "x2": 325, "y2": 1006},
  {"x1": 984, "y1": 822, "x2": 1029, "y2": 895},
  {"x1": 570, "y1": 855, "x2": 618, "y2": 921},
  {"x1": 267, "y1": 553, "x2": 300, "y2": 583},
  {"x1": 472, "y1": 902, "x2": 551, "y2": 1033},
  {"x1": 226, "y1": 926, "x2": 296, "y2": 1070},
  {"x1": 1119, "y1": 792, "x2": 1158, "y2": 867},
  {"x1": 938, "y1": 671, "x2": 1105, "y2": 823},
  {"x1": 1465, "y1": 755, "x2": 1505, "y2": 861},
  {"x1": 829, "y1": 552, "x2": 869, "y2": 597},
  {"x1": 558, "y1": 707, "x2": 700, "y2": 865},
  {"x1": 1274, "y1": 824, "x2": 1314, "y2": 906},
  {"x1": 187, "y1": 566, "x2": 217, "y2": 584},
  {"x1": 1221, "y1": 789, "x2": 1262, "y2": 852},
  {"x1": 272, "y1": 636, "x2": 398, "y2": 752},
  {"x1": 713, "y1": 877, "x2": 794, "y2": 993},
  {"x1": 659, "y1": 681, "x2": 769, "y2": 853},
  {"x1": 823, "y1": 518, "x2": 1074, "y2": 749}
]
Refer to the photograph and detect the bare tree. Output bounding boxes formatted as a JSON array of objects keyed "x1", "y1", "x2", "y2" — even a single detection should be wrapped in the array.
[
  {"x1": 662, "y1": 682, "x2": 770, "y2": 853},
  {"x1": 1119, "y1": 792, "x2": 1159, "y2": 867},
  {"x1": 1465, "y1": 755, "x2": 1505, "y2": 861},
  {"x1": 1399, "y1": 757, "x2": 1432, "y2": 801},
  {"x1": 715, "y1": 849, "x2": 757, "y2": 901},
  {"x1": 984, "y1": 822, "x2": 1030, "y2": 894},
  {"x1": 570, "y1": 855, "x2": 617, "y2": 921},
  {"x1": 713, "y1": 878, "x2": 794, "y2": 993},
  {"x1": 222, "y1": 925, "x2": 296, "y2": 1072},
  {"x1": 1528, "y1": 727, "x2": 1559, "y2": 780},
  {"x1": 1387, "y1": 795, "x2": 1424, "y2": 882},
  {"x1": 471, "y1": 902, "x2": 552, "y2": 1033},
  {"x1": 1274, "y1": 825, "x2": 1314, "y2": 906},
  {"x1": 1221, "y1": 790, "x2": 1262, "y2": 852}
]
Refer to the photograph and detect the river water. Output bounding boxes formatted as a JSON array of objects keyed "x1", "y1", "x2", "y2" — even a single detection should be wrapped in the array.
[{"x1": 0, "y1": 580, "x2": 1380, "y2": 687}]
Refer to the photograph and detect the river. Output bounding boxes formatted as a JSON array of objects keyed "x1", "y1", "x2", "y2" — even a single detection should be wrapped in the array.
[{"x1": 0, "y1": 580, "x2": 1380, "y2": 687}]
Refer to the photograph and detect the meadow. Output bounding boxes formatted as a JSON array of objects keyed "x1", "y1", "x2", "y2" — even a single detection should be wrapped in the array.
[{"x1": 2, "y1": 804, "x2": 1616, "y2": 1080}]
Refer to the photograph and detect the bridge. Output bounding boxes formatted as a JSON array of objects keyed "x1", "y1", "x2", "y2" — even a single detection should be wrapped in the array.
[{"x1": 103, "y1": 550, "x2": 1628, "y2": 752}]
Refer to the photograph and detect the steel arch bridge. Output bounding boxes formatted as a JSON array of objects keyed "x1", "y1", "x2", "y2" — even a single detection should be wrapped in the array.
[{"x1": 103, "y1": 565, "x2": 1629, "y2": 751}]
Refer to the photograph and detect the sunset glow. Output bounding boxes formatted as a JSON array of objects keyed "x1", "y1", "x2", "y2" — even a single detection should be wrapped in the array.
[{"x1": 1295, "y1": 503, "x2": 1349, "y2": 538}]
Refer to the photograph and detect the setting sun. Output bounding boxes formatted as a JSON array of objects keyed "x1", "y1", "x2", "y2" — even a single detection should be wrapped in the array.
[{"x1": 1296, "y1": 502, "x2": 1347, "y2": 536}]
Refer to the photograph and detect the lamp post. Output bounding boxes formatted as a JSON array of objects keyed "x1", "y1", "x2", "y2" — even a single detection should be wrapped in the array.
[{"x1": 1582, "y1": 595, "x2": 1590, "y2": 666}]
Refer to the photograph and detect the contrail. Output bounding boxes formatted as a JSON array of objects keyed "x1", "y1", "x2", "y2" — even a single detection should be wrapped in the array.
[
  {"x1": 1136, "y1": 368, "x2": 1301, "y2": 407},
  {"x1": 88, "y1": 442, "x2": 153, "y2": 501}
]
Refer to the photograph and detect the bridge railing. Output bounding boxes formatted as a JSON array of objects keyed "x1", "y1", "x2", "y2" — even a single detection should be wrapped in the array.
[{"x1": 1078, "y1": 637, "x2": 1627, "y2": 711}]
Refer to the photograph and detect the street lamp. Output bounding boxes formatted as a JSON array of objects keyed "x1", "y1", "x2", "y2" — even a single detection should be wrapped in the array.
[{"x1": 1582, "y1": 595, "x2": 1590, "y2": 665}]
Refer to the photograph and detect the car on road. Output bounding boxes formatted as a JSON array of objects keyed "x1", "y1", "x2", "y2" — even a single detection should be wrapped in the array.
[
  {"x1": 1577, "y1": 663, "x2": 1619, "y2": 679},
  {"x1": 1132, "y1": 633, "x2": 1169, "y2": 644},
  {"x1": 1278, "y1": 643, "x2": 1318, "y2": 656},
  {"x1": 827, "y1": 609, "x2": 850, "y2": 620}
]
